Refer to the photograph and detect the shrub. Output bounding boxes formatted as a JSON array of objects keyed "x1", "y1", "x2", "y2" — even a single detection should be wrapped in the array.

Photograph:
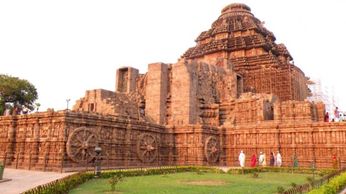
[
  {"x1": 306, "y1": 176, "x2": 315, "y2": 185},
  {"x1": 23, "y1": 172, "x2": 94, "y2": 194},
  {"x1": 226, "y1": 167, "x2": 335, "y2": 176},
  {"x1": 277, "y1": 186, "x2": 285, "y2": 194},
  {"x1": 252, "y1": 172, "x2": 259, "y2": 178},
  {"x1": 196, "y1": 169, "x2": 204, "y2": 175},
  {"x1": 0, "y1": 164, "x2": 3, "y2": 180},
  {"x1": 308, "y1": 172, "x2": 346, "y2": 194},
  {"x1": 109, "y1": 174, "x2": 124, "y2": 191},
  {"x1": 290, "y1": 182, "x2": 297, "y2": 188}
]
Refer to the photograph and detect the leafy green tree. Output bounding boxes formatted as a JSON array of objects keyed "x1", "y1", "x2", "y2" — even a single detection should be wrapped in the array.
[
  {"x1": 0, "y1": 74, "x2": 38, "y2": 115},
  {"x1": 0, "y1": 97, "x2": 4, "y2": 115}
]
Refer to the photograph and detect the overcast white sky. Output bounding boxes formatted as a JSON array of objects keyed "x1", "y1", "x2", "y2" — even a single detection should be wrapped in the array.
[{"x1": 1, "y1": 0, "x2": 345, "y2": 112}]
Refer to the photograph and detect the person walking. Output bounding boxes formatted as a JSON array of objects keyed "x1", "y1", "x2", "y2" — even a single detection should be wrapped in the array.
[
  {"x1": 332, "y1": 153, "x2": 338, "y2": 169},
  {"x1": 250, "y1": 153, "x2": 257, "y2": 167},
  {"x1": 276, "y1": 151, "x2": 282, "y2": 167},
  {"x1": 259, "y1": 152, "x2": 266, "y2": 166},
  {"x1": 324, "y1": 112, "x2": 329, "y2": 122},
  {"x1": 334, "y1": 107, "x2": 340, "y2": 122},
  {"x1": 239, "y1": 150, "x2": 246, "y2": 167},
  {"x1": 293, "y1": 153, "x2": 299, "y2": 167},
  {"x1": 270, "y1": 152, "x2": 275, "y2": 166}
]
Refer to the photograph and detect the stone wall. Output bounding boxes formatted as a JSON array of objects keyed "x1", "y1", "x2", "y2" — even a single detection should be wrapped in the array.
[
  {"x1": 73, "y1": 89, "x2": 116, "y2": 114},
  {"x1": 63, "y1": 112, "x2": 170, "y2": 171},
  {"x1": 1, "y1": 110, "x2": 346, "y2": 171},
  {"x1": 73, "y1": 89, "x2": 140, "y2": 119},
  {"x1": 225, "y1": 121, "x2": 346, "y2": 168},
  {"x1": 0, "y1": 111, "x2": 66, "y2": 171},
  {"x1": 0, "y1": 111, "x2": 171, "y2": 172},
  {"x1": 173, "y1": 125, "x2": 222, "y2": 166}
]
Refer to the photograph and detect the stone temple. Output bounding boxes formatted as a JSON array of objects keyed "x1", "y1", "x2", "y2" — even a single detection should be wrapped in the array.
[{"x1": 0, "y1": 3, "x2": 345, "y2": 172}]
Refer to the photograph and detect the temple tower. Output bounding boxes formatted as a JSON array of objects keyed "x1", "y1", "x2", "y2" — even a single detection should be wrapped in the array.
[{"x1": 183, "y1": 3, "x2": 310, "y2": 101}]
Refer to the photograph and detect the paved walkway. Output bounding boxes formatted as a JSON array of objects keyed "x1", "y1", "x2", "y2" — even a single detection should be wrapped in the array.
[
  {"x1": 340, "y1": 187, "x2": 346, "y2": 194},
  {"x1": 0, "y1": 168, "x2": 75, "y2": 194}
]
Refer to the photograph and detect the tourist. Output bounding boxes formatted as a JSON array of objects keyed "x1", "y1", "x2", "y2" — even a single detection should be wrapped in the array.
[
  {"x1": 22, "y1": 107, "x2": 29, "y2": 114},
  {"x1": 4, "y1": 108, "x2": 11, "y2": 116},
  {"x1": 340, "y1": 113, "x2": 344, "y2": 122},
  {"x1": 293, "y1": 153, "x2": 298, "y2": 167},
  {"x1": 239, "y1": 150, "x2": 246, "y2": 167},
  {"x1": 270, "y1": 152, "x2": 275, "y2": 166},
  {"x1": 334, "y1": 107, "x2": 340, "y2": 122},
  {"x1": 276, "y1": 151, "x2": 282, "y2": 167},
  {"x1": 250, "y1": 153, "x2": 257, "y2": 167},
  {"x1": 259, "y1": 152, "x2": 265, "y2": 166},
  {"x1": 324, "y1": 112, "x2": 329, "y2": 122}
]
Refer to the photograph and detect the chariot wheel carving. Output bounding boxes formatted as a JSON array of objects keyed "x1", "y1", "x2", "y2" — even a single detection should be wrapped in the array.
[
  {"x1": 137, "y1": 133, "x2": 158, "y2": 163},
  {"x1": 204, "y1": 136, "x2": 220, "y2": 163},
  {"x1": 66, "y1": 127, "x2": 98, "y2": 163}
]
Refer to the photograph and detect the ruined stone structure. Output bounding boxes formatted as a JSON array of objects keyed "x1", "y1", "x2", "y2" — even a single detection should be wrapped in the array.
[{"x1": 0, "y1": 3, "x2": 345, "y2": 172}]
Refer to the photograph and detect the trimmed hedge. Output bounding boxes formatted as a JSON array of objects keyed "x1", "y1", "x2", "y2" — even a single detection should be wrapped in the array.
[
  {"x1": 227, "y1": 166, "x2": 335, "y2": 176},
  {"x1": 308, "y1": 172, "x2": 346, "y2": 194},
  {"x1": 282, "y1": 168, "x2": 346, "y2": 194},
  {"x1": 0, "y1": 164, "x2": 3, "y2": 180},
  {"x1": 100, "y1": 166, "x2": 224, "y2": 179},
  {"x1": 23, "y1": 172, "x2": 94, "y2": 194}
]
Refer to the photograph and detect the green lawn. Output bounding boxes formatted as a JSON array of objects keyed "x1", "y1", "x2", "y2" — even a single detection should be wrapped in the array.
[{"x1": 69, "y1": 172, "x2": 310, "y2": 194}]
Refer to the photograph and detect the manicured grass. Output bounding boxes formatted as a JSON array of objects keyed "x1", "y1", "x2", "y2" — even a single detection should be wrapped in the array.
[{"x1": 70, "y1": 172, "x2": 310, "y2": 194}]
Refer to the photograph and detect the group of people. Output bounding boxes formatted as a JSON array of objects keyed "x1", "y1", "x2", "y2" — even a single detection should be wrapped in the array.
[
  {"x1": 238, "y1": 150, "x2": 282, "y2": 167},
  {"x1": 324, "y1": 107, "x2": 344, "y2": 122}
]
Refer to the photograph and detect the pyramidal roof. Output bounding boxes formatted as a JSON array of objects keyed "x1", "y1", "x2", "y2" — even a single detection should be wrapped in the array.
[{"x1": 183, "y1": 3, "x2": 291, "y2": 60}]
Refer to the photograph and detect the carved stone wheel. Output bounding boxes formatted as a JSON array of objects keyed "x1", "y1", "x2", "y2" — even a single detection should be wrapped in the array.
[
  {"x1": 204, "y1": 136, "x2": 220, "y2": 163},
  {"x1": 137, "y1": 133, "x2": 158, "y2": 163},
  {"x1": 66, "y1": 127, "x2": 98, "y2": 163}
]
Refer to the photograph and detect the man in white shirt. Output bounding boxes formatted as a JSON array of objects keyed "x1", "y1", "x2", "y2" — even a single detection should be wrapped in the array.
[
  {"x1": 239, "y1": 150, "x2": 246, "y2": 167},
  {"x1": 276, "y1": 151, "x2": 282, "y2": 167},
  {"x1": 259, "y1": 152, "x2": 265, "y2": 166}
]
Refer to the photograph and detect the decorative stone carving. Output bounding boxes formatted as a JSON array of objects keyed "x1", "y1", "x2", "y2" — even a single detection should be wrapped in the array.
[
  {"x1": 66, "y1": 127, "x2": 99, "y2": 163},
  {"x1": 136, "y1": 133, "x2": 158, "y2": 163},
  {"x1": 204, "y1": 136, "x2": 220, "y2": 163}
]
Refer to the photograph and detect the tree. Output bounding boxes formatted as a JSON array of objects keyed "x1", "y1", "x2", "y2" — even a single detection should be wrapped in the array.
[{"x1": 0, "y1": 74, "x2": 38, "y2": 115}]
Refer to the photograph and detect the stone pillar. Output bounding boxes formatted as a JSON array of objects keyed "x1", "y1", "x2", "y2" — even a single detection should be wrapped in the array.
[
  {"x1": 171, "y1": 60, "x2": 198, "y2": 125},
  {"x1": 127, "y1": 67, "x2": 139, "y2": 92},
  {"x1": 60, "y1": 121, "x2": 68, "y2": 172},
  {"x1": 145, "y1": 63, "x2": 168, "y2": 125},
  {"x1": 5, "y1": 117, "x2": 17, "y2": 166},
  {"x1": 274, "y1": 102, "x2": 281, "y2": 121},
  {"x1": 124, "y1": 121, "x2": 132, "y2": 167},
  {"x1": 31, "y1": 118, "x2": 40, "y2": 166},
  {"x1": 115, "y1": 67, "x2": 139, "y2": 93}
]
